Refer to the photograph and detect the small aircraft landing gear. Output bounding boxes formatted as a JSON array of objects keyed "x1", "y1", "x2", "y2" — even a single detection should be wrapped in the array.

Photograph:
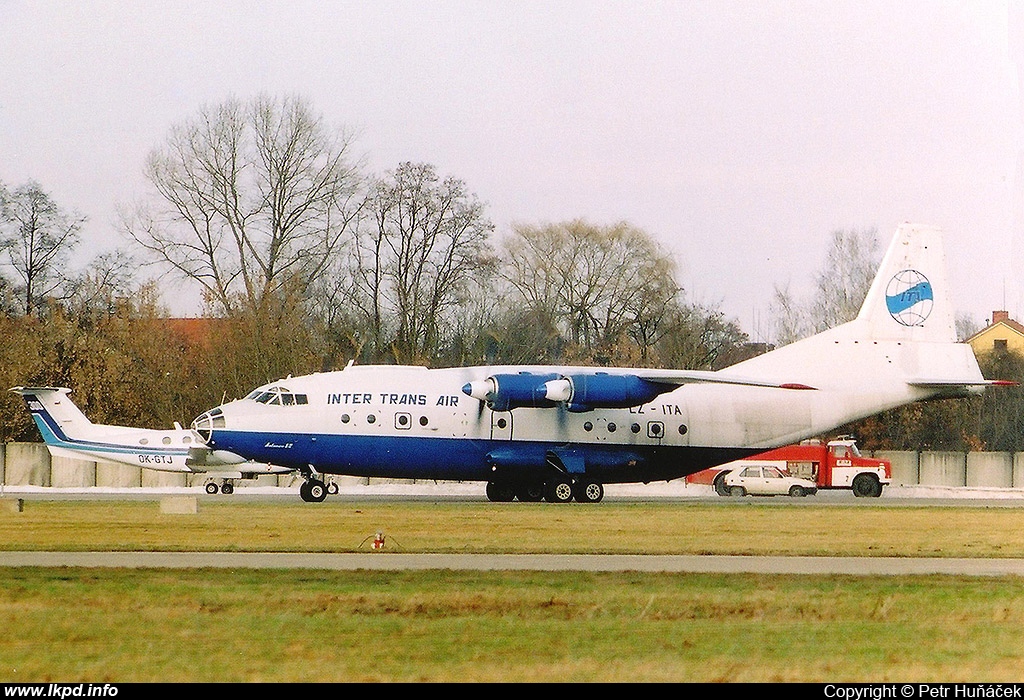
[
  {"x1": 299, "y1": 478, "x2": 328, "y2": 503},
  {"x1": 204, "y1": 480, "x2": 235, "y2": 495}
]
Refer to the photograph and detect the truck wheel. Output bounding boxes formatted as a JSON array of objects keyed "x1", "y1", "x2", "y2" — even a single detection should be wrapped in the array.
[
  {"x1": 852, "y1": 473, "x2": 881, "y2": 498},
  {"x1": 729, "y1": 486, "x2": 746, "y2": 497}
]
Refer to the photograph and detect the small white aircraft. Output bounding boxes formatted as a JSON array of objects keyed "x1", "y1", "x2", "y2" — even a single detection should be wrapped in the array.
[
  {"x1": 189, "y1": 223, "x2": 1009, "y2": 503},
  {"x1": 10, "y1": 386, "x2": 294, "y2": 494}
]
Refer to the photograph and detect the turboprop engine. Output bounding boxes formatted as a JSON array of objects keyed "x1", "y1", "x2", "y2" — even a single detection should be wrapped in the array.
[{"x1": 462, "y1": 371, "x2": 673, "y2": 412}]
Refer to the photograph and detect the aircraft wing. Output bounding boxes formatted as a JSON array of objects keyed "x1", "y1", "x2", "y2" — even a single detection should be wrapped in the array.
[
  {"x1": 629, "y1": 369, "x2": 816, "y2": 391},
  {"x1": 463, "y1": 368, "x2": 816, "y2": 412}
]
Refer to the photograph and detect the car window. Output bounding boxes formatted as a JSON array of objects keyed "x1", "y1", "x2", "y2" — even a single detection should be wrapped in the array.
[
  {"x1": 764, "y1": 467, "x2": 784, "y2": 478},
  {"x1": 741, "y1": 467, "x2": 761, "y2": 478}
]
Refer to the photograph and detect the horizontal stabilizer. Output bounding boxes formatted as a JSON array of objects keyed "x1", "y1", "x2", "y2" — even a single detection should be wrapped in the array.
[{"x1": 907, "y1": 378, "x2": 1018, "y2": 388}]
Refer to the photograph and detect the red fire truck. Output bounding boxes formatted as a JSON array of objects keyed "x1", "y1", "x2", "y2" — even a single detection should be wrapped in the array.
[{"x1": 690, "y1": 437, "x2": 891, "y2": 498}]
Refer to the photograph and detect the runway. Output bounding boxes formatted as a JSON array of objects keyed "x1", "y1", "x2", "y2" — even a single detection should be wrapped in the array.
[{"x1": 3, "y1": 551, "x2": 1024, "y2": 575}]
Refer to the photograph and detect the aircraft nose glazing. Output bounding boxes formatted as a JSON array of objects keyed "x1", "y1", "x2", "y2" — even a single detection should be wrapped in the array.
[{"x1": 191, "y1": 408, "x2": 225, "y2": 444}]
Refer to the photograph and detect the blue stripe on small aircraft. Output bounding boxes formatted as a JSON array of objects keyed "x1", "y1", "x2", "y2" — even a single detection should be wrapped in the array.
[
  {"x1": 26, "y1": 404, "x2": 189, "y2": 458},
  {"x1": 885, "y1": 281, "x2": 933, "y2": 315}
]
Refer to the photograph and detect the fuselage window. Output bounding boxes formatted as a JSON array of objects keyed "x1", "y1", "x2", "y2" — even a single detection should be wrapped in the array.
[
  {"x1": 367, "y1": 414, "x2": 376, "y2": 424},
  {"x1": 631, "y1": 423, "x2": 641, "y2": 434},
  {"x1": 162, "y1": 436, "x2": 172, "y2": 445},
  {"x1": 607, "y1": 422, "x2": 617, "y2": 433},
  {"x1": 139, "y1": 438, "x2": 149, "y2": 445},
  {"x1": 678, "y1": 424, "x2": 688, "y2": 436},
  {"x1": 341, "y1": 414, "x2": 350, "y2": 424},
  {"x1": 583, "y1": 421, "x2": 593, "y2": 432},
  {"x1": 182, "y1": 436, "x2": 192, "y2": 444},
  {"x1": 419, "y1": 416, "x2": 429, "y2": 426}
]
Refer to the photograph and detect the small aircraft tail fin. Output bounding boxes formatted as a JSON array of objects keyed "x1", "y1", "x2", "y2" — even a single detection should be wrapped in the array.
[
  {"x1": 853, "y1": 223, "x2": 956, "y2": 343},
  {"x1": 9, "y1": 387, "x2": 95, "y2": 444}
]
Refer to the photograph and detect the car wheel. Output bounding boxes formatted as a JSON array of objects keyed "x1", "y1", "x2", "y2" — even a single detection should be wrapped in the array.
[
  {"x1": 729, "y1": 485, "x2": 746, "y2": 497},
  {"x1": 713, "y1": 472, "x2": 730, "y2": 497},
  {"x1": 788, "y1": 485, "x2": 804, "y2": 497}
]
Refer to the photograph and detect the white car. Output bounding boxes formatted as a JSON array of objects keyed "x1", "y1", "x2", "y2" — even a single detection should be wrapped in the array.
[{"x1": 721, "y1": 464, "x2": 818, "y2": 497}]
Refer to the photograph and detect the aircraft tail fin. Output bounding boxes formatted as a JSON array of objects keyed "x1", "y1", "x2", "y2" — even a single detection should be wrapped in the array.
[
  {"x1": 852, "y1": 223, "x2": 956, "y2": 343},
  {"x1": 9, "y1": 387, "x2": 96, "y2": 445},
  {"x1": 730, "y1": 223, "x2": 989, "y2": 394}
]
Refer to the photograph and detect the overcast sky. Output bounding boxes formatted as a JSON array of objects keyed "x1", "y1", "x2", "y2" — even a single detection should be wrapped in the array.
[{"x1": 1, "y1": 1, "x2": 1021, "y2": 341}]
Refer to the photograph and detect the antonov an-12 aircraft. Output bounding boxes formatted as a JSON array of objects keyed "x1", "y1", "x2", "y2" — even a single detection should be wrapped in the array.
[
  {"x1": 9, "y1": 386, "x2": 293, "y2": 494},
  {"x1": 188, "y1": 223, "x2": 1008, "y2": 503}
]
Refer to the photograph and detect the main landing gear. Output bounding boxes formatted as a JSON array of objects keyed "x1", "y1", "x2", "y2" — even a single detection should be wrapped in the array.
[{"x1": 486, "y1": 478, "x2": 605, "y2": 503}]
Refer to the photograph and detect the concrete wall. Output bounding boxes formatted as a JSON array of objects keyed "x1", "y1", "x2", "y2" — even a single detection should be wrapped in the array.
[
  {"x1": 967, "y1": 452, "x2": 1013, "y2": 489},
  {"x1": 5, "y1": 442, "x2": 1024, "y2": 490},
  {"x1": 50, "y1": 455, "x2": 96, "y2": 488},
  {"x1": 4, "y1": 443, "x2": 50, "y2": 486},
  {"x1": 874, "y1": 450, "x2": 919, "y2": 486},
  {"x1": 919, "y1": 451, "x2": 967, "y2": 487}
]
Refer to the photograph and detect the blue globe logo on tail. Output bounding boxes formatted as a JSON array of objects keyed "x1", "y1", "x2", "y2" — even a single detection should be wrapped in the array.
[{"x1": 885, "y1": 269, "x2": 933, "y2": 326}]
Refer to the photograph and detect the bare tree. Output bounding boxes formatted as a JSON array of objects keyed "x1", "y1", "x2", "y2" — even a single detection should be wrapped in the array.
[
  {"x1": 352, "y1": 162, "x2": 495, "y2": 363},
  {"x1": 772, "y1": 228, "x2": 880, "y2": 344},
  {"x1": 501, "y1": 220, "x2": 681, "y2": 362},
  {"x1": 123, "y1": 94, "x2": 364, "y2": 316},
  {"x1": 0, "y1": 180, "x2": 84, "y2": 316}
]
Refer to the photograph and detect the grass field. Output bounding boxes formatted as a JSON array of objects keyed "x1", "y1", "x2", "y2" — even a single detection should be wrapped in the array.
[
  {"x1": 3, "y1": 499, "x2": 1024, "y2": 556},
  {"x1": 2, "y1": 499, "x2": 1024, "y2": 682}
]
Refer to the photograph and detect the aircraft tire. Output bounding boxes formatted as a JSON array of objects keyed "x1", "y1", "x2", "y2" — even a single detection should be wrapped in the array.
[
  {"x1": 300, "y1": 480, "x2": 328, "y2": 503},
  {"x1": 545, "y1": 478, "x2": 574, "y2": 504},
  {"x1": 221, "y1": 482, "x2": 234, "y2": 495},
  {"x1": 573, "y1": 481, "x2": 604, "y2": 503},
  {"x1": 205, "y1": 482, "x2": 219, "y2": 495},
  {"x1": 327, "y1": 482, "x2": 339, "y2": 495},
  {"x1": 308, "y1": 480, "x2": 327, "y2": 502},
  {"x1": 486, "y1": 482, "x2": 516, "y2": 502},
  {"x1": 515, "y1": 482, "x2": 545, "y2": 502}
]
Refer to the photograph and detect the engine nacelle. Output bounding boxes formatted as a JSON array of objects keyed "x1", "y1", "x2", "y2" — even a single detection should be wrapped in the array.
[
  {"x1": 462, "y1": 372, "x2": 562, "y2": 412},
  {"x1": 556, "y1": 373, "x2": 670, "y2": 412}
]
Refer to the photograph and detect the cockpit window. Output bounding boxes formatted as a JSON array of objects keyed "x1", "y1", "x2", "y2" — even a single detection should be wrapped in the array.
[{"x1": 249, "y1": 386, "x2": 307, "y2": 406}]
